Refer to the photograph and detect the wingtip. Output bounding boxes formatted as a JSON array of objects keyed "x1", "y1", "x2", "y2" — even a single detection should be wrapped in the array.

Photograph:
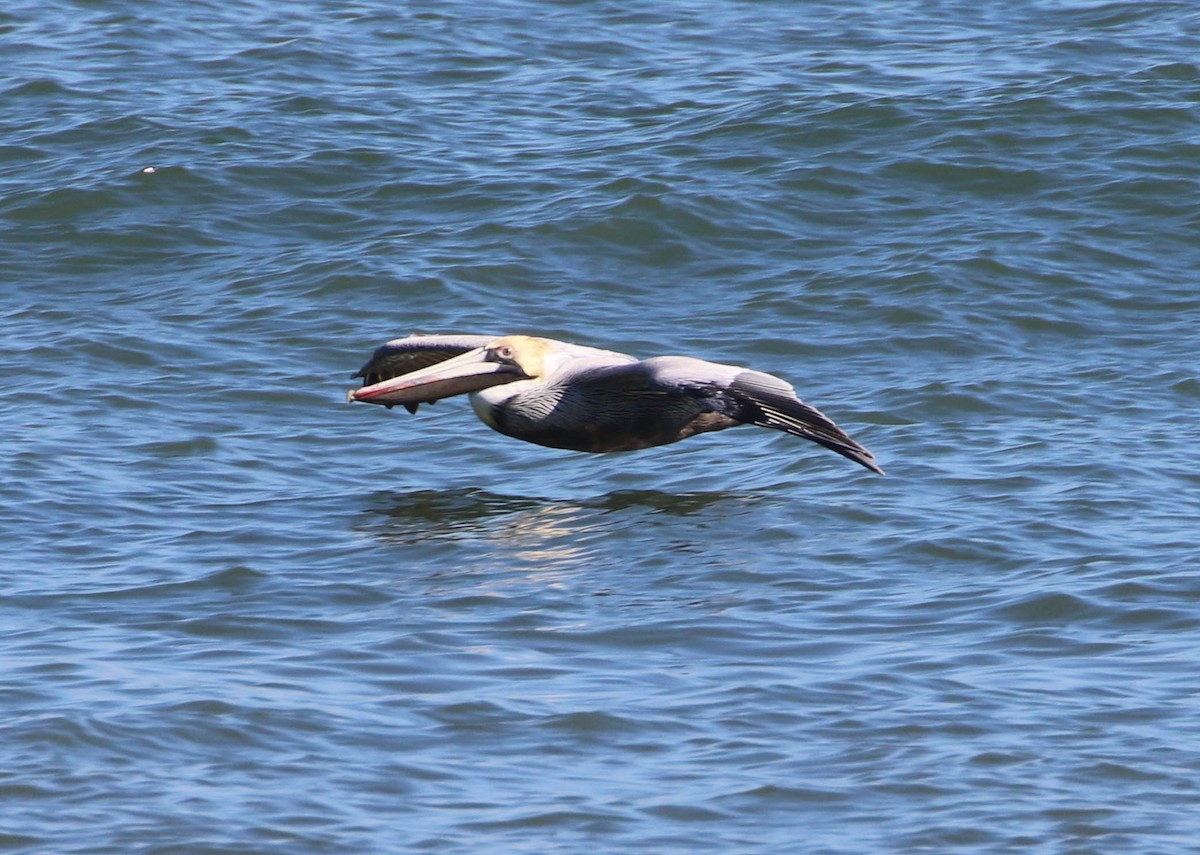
[{"x1": 845, "y1": 448, "x2": 885, "y2": 476}]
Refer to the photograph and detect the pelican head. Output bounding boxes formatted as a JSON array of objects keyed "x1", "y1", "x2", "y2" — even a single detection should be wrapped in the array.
[{"x1": 349, "y1": 335, "x2": 552, "y2": 408}]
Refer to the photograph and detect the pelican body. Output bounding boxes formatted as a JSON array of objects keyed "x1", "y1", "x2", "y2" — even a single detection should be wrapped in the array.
[{"x1": 348, "y1": 334, "x2": 883, "y2": 474}]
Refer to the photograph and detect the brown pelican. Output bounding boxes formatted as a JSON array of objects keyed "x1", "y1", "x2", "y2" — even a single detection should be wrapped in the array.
[{"x1": 348, "y1": 334, "x2": 883, "y2": 474}]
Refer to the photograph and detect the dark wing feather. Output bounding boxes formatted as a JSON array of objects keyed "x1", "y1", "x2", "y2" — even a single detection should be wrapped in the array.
[
  {"x1": 353, "y1": 334, "x2": 496, "y2": 384},
  {"x1": 639, "y1": 357, "x2": 882, "y2": 473},
  {"x1": 726, "y1": 370, "x2": 884, "y2": 474}
]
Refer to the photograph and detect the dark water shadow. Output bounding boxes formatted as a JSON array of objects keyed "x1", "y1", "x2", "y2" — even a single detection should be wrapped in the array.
[
  {"x1": 355, "y1": 487, "x2": 768, "y2": 547},
  {"x1": 585, "y1": 489, "x2": 765, "y2": 516}
]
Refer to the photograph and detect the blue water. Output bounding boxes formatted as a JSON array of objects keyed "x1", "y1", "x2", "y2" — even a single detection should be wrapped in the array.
[{"x1": 3, "y1": 1, "x2": 1200, "y2": 852}]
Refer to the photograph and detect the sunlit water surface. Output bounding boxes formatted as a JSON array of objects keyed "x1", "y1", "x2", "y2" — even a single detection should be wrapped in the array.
[{"x1": 3, "y1": 1, "x2": 1200, "y2": 852}]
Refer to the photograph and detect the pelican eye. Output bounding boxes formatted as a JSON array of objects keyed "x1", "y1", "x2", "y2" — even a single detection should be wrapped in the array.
[{"x1": 493, "y1": 345, "x2": 517, "y2": 362}]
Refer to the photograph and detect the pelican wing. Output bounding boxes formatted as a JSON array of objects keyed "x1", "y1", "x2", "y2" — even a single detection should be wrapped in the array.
[
  {"x1": 724, "y1": 369, "x2": 884, "y2": 474},
  {"x1": 353, "y1": 334, "x2": 496, "y2": 413},
  {"x1": 638, "y1": 357, "x2": 884, "y2": 474}
]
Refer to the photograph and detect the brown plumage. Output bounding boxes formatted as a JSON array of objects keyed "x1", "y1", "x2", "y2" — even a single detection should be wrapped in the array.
[{"x1": 349, "y1": 334, "x2": 883, "y2": 474}]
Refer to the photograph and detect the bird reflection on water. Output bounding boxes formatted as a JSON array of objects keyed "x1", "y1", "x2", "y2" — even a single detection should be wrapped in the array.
[{"x1": 357, "y1": 488, "x2": 765, "y2": 577}]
